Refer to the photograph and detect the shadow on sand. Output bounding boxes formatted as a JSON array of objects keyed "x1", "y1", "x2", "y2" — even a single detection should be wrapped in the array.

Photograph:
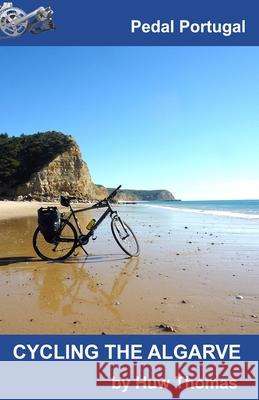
[
  {"x1": 0, "y1": 256, "x2": 40, "y2": 266},
  {"x1": 0, "y1": 254, "x2": 131, "y2": 266}
]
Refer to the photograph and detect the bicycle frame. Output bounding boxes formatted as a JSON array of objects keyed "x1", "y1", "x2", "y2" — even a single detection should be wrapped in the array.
[{"x1": 64, "y1": 198, "x2": 117, "y2": 244}]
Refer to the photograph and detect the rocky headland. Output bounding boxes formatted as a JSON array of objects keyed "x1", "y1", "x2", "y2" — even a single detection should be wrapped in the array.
[{"x1": 0, "y1": 132, "x2": 175, "y2": 202}]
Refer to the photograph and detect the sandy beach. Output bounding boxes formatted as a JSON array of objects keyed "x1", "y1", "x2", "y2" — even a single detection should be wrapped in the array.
[{"x1": 0, "y1": 200, "x2": 259, "y2": 334}]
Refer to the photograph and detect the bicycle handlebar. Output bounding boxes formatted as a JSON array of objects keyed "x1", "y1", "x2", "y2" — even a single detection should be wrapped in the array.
[{"x1": 107, "y1": 185, "x2": 122, "y2": 200}]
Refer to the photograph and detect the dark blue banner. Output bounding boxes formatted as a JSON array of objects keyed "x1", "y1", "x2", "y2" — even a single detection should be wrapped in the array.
[
  {"x1": 0, "y1": 334, "x2": 257, "y2": 361},
  {"x1": 0, "y1": 0, "x2": 258, "y2": 46}
]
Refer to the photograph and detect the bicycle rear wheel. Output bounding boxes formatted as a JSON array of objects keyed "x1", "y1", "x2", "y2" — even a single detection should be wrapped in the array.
[
  {"x1": 33, "y1": 219, "x2": 78, "y2": 261},
  {"x1": 111, "y1": 216, "x2": 140, "y2": 257}
]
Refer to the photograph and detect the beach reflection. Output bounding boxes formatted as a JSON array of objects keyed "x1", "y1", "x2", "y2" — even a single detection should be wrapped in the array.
[
  {"x1": 0, "y1": 215, "x2": 140, "y2": 331},
  {"x1": 34, "y1": 256, "x2": 139, "y2": 320}
]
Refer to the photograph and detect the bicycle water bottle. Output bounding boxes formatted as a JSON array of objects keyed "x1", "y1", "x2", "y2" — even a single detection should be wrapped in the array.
[{"x1": 86, "y1": 219, "x2": 96, "y2": 230}]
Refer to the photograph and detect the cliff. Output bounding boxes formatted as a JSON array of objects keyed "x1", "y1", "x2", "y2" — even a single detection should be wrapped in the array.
[
  {"x1": 0, "y1": 132, "x2": 175, "y2": 202},
  {"x1": 0, "y1": 132, "x2": 98, "y2": 200},
  {"x1": 16, "y1": 142, "x2": 97, "y2": 200}
]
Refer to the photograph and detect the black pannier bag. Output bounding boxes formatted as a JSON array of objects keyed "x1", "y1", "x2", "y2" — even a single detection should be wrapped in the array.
[{"x1": 38, "y1": 207, "x2": 61, "y2": 244}]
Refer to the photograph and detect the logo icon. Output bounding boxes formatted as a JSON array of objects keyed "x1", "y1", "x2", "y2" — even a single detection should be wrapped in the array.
[{"x1": 0, "y1": 2, "x2": 55, "y2": 38}]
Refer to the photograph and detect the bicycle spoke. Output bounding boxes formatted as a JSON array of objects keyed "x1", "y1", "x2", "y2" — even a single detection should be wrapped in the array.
[
  {"x1": 111, "y1": 217, "x2": 139, "y2": 257},
  {"x1": 33, "y1": 219, "x2": 77, "y2": 261}
]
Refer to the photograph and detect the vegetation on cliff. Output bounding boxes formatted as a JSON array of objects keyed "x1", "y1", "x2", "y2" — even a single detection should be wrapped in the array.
[
  {"x1": 0, "y1": 132, "x2": 73, "y2": 193},
  {"x1": 107, "y1": 188, "x2": 175, "y2": 201},
  {"x1": 0, "y1": 132, "x2": 175, "y2": 201}
]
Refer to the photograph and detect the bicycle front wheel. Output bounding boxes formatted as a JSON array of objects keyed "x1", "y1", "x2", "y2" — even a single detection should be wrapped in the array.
[
  {"x1": 33, "y1": 219, "x2": 78, "y2": 261},
  {"x1": 111, "y1": 216, "x2": 140, "y2": 257}
]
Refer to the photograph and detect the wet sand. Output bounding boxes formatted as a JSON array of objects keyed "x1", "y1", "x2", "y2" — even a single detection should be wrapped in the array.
[
  {"x1": 0, "y1": 202, "x2": 259, "y2": 334},
  {"x1": 0, "y1": 200, "x2": 87, "y2": 221}
]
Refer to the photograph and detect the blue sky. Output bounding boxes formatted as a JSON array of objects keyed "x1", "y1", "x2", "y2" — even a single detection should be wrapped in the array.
[{"x1": 0, "y1": 47, "x2": 258, "y2": 200}]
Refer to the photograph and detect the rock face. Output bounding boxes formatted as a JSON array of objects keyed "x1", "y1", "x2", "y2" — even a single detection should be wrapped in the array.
[
  {"x1": 16, "y1": 142, "x2": 96, "y2": 200},
  {"x1": 1, "y1": 132, "x2": 176, "y2": 202}
]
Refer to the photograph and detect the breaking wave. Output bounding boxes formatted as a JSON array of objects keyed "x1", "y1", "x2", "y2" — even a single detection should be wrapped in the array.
[{"x1": 143, "y1": 204, "x2": 259, "y2": 220}]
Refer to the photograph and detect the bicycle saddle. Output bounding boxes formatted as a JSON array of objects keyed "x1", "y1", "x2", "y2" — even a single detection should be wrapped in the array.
[{"x1": 60, "y1": 196, "x2": 76, "y2": 207}]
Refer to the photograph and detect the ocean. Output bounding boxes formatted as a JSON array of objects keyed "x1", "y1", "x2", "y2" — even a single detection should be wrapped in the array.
[{"x1": 142, "y1": 199, "x2": 259, "y2": 220}]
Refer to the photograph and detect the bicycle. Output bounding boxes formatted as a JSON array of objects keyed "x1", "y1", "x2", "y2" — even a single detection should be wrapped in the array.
[{"x1": 33, "y1": 185, "x2": 140, "y2": 261}]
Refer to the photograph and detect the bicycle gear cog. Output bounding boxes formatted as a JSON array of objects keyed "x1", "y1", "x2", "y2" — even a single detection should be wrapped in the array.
[{"x1": 0, "y1": 7, "x2": 28, "y2": 37}]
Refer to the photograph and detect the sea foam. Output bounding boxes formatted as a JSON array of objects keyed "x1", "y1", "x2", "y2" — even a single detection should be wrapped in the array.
[{"x1": 143, "y1": 204, "x2": 259, "y2": 220}]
